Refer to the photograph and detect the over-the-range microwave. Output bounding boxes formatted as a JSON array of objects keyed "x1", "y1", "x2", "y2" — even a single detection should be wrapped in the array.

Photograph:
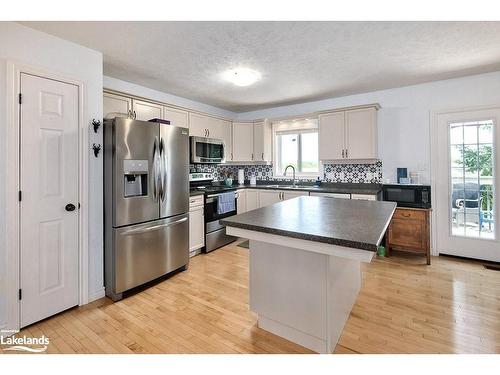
[
  {"x1": 190, "y1": 136, "x2": 225, "y2": 164},
  {"x1": 382, "y1": 184, "x2": 431, "y2": 209}
]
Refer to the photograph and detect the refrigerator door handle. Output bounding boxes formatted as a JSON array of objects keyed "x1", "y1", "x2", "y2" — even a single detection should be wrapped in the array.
[
  {"x1": 159, "y1": 137, "x2": 167, "y2": 202},
  {"x1": 120, "y1": 217, "x2": 188, "y2": 236},
  {"x1": 152, "y1": 136, "x2": 159, "y2": 201}
]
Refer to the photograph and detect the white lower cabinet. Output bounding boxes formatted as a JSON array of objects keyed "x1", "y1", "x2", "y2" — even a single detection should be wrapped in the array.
[
  {"x1": 189, "y1": 195, "x2": 205, "y2": 253},
  {"x1": 236, "y1": 190, "x2": 247, "y2": 214},
  {"x1": 246, "y1": 190, "x2": 260, "y2": 211},
  {"x1": 258, "y1": 190, "x2": 309, "y2": 208},
  {"x1": 283, "y1": 191, "x2": 309, "y2": 200},
  {"x1": 310, "y1": 192, "x2": 351, "y2": 199},
  {"x1": 259, "y1": 190, "x2": 282, "y2": 207},
  {"x1": 351, "y1": 193, "x2": 377, "y2": 201}
]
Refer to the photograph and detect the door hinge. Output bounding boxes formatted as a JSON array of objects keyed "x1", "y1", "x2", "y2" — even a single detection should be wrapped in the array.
[
  {"x1": 18, "y1": 190, "x2": 22, "y2": 201},
  {"x1": 18, "y1": 289, "x2": 22, "y2": 300},
  {"x1": 18, "y1": 93, "x2": 22, "y2": 104}
]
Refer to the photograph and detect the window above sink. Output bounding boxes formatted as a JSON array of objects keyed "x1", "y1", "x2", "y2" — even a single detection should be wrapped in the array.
[{"x1": 273, "y1": 118, "x2": 320, "y2": 178}]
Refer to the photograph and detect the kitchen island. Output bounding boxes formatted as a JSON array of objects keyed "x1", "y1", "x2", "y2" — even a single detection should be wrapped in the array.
[{"x1": 220, "y1": 196, "x2": 396, "y2": 353}]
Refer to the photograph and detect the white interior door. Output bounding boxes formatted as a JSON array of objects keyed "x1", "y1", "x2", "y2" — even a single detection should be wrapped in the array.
[
  {"x1": 434, "y1": 107, "x2": 500, "y2": 262},
  {"x1": 20, "y1": 73, "x2": 80, "y2": 327}
]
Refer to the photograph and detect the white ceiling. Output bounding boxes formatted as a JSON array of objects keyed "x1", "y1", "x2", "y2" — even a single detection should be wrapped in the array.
[{"x1": 21, "y1": 21, "x2": 500, "y2": 112}]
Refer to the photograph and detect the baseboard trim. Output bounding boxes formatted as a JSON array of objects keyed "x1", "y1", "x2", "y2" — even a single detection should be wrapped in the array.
[{"x1": 88, "y1": 287, "x2": 106, "y2": 303}]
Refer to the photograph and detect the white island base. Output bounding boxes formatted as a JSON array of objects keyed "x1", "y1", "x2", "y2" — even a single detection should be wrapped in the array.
[{"x1": 226, "y1": 227, "x2": 375, "y2": 354}]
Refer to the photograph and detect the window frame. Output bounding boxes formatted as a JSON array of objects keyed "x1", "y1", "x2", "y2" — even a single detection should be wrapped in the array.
[{"x1": 273, "y1": 125, "x2": 321, "y2": 178}]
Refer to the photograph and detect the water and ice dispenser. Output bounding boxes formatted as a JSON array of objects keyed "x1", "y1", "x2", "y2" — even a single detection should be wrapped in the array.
[{"x1": 123, "y1": 160, "x2": 148, "y2": 197}]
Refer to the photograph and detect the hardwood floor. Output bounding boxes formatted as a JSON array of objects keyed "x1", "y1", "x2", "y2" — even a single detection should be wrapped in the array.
[{"x1": 4, "y1": 240, "x2": 500, "y2": 354}]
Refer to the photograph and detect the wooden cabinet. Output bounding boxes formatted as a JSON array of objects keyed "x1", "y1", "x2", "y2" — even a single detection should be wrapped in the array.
[
  {"x1": 103, "y1": 92, "x2": 131, "y2": 118},
  {"x1": 236, "y1": 190, "x2": 246, "y2": 214},
  {"x1": 164, "y1": 106, "x2": 188, "y2": 128},
  {"x1": 132, "y1": 99, "x2": 163, "y2": 121},
  {"x1": 319, "y1": 106, "x2": 378, "y2": 161},
  {"x1": 386, "y1": 207, "x2": 431, "y2": 265},
  {"x1": 189, "y1": 195, "x2": 205, "y2": 253},
  {"x1": 246, "y1": 190, "x2": 259, "y2": 211},
  {"x1": 232, "y1": 122, "x2": 254, "y2": 162}
]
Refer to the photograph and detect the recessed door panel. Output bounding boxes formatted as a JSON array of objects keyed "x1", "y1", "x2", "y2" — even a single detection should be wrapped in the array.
[{"x1": 20, "y1": 73, "x2": 79, "y2": 327}]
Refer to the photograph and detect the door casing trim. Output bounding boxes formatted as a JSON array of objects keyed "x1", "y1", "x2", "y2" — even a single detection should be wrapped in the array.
[
  {"x1": 4, "y1": 61, "x2": 89, "y2": 333},
  {"x1": 430, "y1": 104, "x2": 500, "y2": 257}
]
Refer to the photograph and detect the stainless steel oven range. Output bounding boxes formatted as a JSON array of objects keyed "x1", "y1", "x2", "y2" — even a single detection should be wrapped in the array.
[{"x1": 189, "y1": 173, "x2": 237, "y2": 252}]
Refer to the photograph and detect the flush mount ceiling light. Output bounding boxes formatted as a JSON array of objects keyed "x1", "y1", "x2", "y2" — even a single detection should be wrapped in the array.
[{"x1": 222, "y1": 67, "x2": 261, "y2": 87}]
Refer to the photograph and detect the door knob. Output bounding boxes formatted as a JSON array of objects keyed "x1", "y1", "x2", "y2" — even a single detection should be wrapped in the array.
[{"x1": 65, "y1": 203, "x2": 76, "y2": 212}]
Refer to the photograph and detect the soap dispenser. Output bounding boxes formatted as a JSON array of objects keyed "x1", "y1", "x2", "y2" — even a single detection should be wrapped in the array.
[{"x1": 314, "y1": 177, "x2": 321, "y2": 187}]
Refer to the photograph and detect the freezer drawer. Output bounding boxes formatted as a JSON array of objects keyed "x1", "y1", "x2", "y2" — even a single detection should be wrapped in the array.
[{"x1": 112, "y1": 213, "x2": 189, "y2": 293}]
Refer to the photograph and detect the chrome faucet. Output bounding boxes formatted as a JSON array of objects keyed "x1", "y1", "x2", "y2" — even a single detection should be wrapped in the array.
[{"x1": 284, "y1": 165, "x2": 297, "y2": 186}]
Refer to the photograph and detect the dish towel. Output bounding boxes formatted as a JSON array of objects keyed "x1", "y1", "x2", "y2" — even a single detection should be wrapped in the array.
[{"x1": 217, "y1": 191, "x2": 236, "y2": 215}]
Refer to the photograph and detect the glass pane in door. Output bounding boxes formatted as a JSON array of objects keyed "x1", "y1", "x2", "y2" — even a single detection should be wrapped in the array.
[{"x1": 449, "y1": 120, "x2": 495, "y2": 239}]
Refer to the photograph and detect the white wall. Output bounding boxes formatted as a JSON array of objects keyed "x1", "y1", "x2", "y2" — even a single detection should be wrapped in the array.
[
  {"x1": 0, "y1": 22, "x2": 104, "y2": 330},
  {"x1": 104, "y1": 76, "x2": 236, "y2": 119},
  {"x1": 236, "y1": 71, "x2": 500, "y2": 184}
]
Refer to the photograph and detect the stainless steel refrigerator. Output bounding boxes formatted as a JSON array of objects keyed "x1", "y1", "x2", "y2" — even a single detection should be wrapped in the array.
[{"x1": 104, "y1": 117, "x2": 189, "y2": 301}]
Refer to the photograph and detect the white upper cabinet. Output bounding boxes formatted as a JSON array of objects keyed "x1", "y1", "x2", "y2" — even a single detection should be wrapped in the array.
[
  {"x1": 232, "y1": 122, "x2": 254, "y2": 162},
  {"x1": 253, "y1": 120, "x2": 272, "y2": 162},
  {"x1": 212, "y1": 119, "x2": 232, "y2": 160},
  {"x1": 188, "y1": 112, "x2": 210, "y2": 137},
  {"x1": 318, "y1": 111, "x2": 345, "y2": 160},
  {"x1": 345, "y1": 108, "x2": 378, "y2": 159},
  {"x1": 164, "y1": 106, "x2": 188, "y2": 128},
  {"x1": 319, "y1": 106, "x2": 378, "y2": 161},
  {"x1": 132, "y1": 99, "x2": 163, "y2": 121},
  {"x1": 103, "y1": 92, "x2": 131, "y2": 118},
  {"x1": 188, "y1": 113, "x2": 232, "y2": 160},
  {"x1": 231, "y1": 119, "x2": 272, "y2": 163}
]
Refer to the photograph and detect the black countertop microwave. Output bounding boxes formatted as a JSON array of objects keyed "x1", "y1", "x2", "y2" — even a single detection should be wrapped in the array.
[{"x1": 382, "y1": 184, "x2": 431, "y2": 209}]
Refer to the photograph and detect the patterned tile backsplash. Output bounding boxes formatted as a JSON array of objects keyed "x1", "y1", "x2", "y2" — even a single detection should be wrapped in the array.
[{"x1": 191, "y1": 161, "x2": 382, "y2": 184}]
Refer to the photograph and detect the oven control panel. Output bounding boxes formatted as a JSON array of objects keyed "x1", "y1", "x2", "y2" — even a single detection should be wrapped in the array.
[{"x1": 189, "y1": 173, "x2": 213, "y2": 182}]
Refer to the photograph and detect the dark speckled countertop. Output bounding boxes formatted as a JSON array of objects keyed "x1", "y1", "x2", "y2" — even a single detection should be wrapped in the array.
[
  {"x1": 220, "y1": 196, "x2": 396, "y2": 252},
  {"x1": 190, "y1": 181, "x2": 382, "y2": 196}
]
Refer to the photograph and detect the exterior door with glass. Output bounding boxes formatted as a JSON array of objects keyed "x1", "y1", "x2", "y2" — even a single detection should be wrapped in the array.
[{"x1": 434, "y1": 107, "x2": 499, "y2": 262}]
